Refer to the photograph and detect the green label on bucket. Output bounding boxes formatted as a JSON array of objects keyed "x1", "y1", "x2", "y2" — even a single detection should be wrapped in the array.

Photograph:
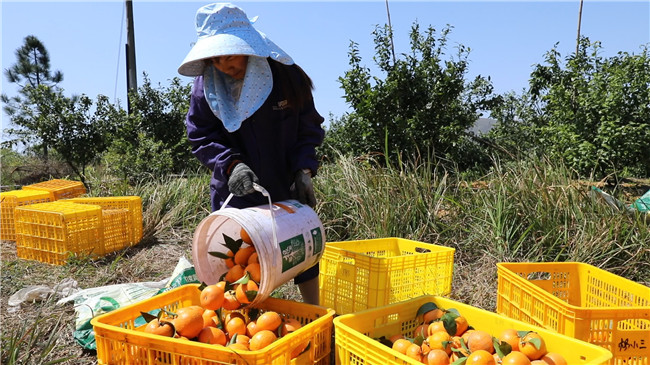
[
  {"x1": 280, "y1": 234, "x2": 306, "y2": 272},
  {"x1": 312, "y1": 227, "x2": 323, "y2": 255}
]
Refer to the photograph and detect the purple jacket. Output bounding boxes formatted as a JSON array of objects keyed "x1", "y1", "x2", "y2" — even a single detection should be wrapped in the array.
[{"x1": 185, "y1": 69, "x2": 325, "y2": 211}]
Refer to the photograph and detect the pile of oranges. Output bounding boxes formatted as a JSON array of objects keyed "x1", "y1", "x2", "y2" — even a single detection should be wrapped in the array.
[
  {"x1": 142, "y1": 229, "x2": 307, "y2": 356},
  {"x1": 386, "y1": 302, "x2": 568, "y2": 365}
]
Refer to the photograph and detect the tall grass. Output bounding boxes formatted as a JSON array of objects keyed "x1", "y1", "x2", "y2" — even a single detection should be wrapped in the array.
[{"x1": 315, "y1": 154, "x2": 649, "y2": 307}]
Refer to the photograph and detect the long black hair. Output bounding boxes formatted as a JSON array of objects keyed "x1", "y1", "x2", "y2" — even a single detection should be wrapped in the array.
[{"x1": 267, "y1": 58, "x2": 315, "y2": 111}]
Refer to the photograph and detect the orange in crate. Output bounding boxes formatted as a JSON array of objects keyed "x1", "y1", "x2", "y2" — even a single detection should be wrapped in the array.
[
  {"x1": 496, "y1": 262, "x2": 650, "y2": 365},
  {"x1": 14, "y1": 201, "x2": 103, "y2": 265},
  {"x1": 22, "y1": 179, "x2": 86, "y2": 201},
  {"x1": 91, "y1": 283, "x2": 335, "y2": 364},
  {"x1": 334, "y1": 295, "x2": 612, "y2": 365},
  {"x1": 0, "y1": 189, "x2": 52, "y2": 241}
]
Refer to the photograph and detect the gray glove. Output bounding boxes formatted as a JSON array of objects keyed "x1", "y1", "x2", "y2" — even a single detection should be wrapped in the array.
[
  {"x1": 294, "y1": 169, "x2": 316, "y2": 208},
  {"x1": 228, "y1": 163, "x2": 259, "y2": 196}
]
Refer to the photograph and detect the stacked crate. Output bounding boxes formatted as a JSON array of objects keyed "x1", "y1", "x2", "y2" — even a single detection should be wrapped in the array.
[{"x1": 0, "y1": 189, "x2": 52, "y2": 241}]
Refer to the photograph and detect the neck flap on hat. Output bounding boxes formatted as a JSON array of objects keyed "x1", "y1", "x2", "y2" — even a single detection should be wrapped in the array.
[{"x1": 203, "y1": 56, "x2": 273, "y2": 132}]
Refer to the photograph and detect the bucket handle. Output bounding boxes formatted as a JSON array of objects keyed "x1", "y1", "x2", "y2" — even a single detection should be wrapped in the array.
[{"x1": 220, "y1": 183, "x2": 279, "y2": 246}]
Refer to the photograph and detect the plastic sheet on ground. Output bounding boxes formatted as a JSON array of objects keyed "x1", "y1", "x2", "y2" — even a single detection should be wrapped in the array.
[
  {"x1": 590, "y1": 186, "x2": 650, "y2": 214},
  {"x1": 56, "y1": 256, "x2": 199, "y2": 350}
]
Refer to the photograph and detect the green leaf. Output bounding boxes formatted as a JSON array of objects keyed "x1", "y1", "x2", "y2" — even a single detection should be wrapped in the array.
[
  {"x1": 233, "y1": 272, "x2": 251, "y2": 285},
  {"x1": 245, "y1": 290, "x2": 258, "y2": 302},
  {"x1": 441, "y1": 313, "x2": 457, "y2": 336},
  {"x1": 494, "y1": 339, "x2": 512, "y2": 358},
  {"x1": 376, "y1": 336, "x2": 393, "y2": 348},
  {"x1": 413, "y1": 334, "x2": 425, "y2": 346},
  {"x1": 222, "y1": 233, "x2": 242, "y2": 253},
  {"x1": 208, "y1": 251, "x2": 231, "y2": 260},
  {"x1": 451, "y1": 356, "x2": 467, "y2": 365},
  {"x1": 416, "y1": 301, "x2": 439, "y2": 317},
  {"x1": 140, "y1": 311, "x2": 158, "y2": 323},
  {"x1": 198, "y1": 282, "x2": 208, "y2": 291},
  {"x1": 229, "y1": 333, "x2": 238, "y2": 345}
]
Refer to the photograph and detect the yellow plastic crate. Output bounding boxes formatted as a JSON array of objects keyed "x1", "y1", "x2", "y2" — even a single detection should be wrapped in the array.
[
  {"x1": 101, "y1": 209, "x2": 131, "y2": 254},
  {"x1": 66, "y1": 196, "x2": 143, "y2": 244},
  {"x1": 334, "y1": 295, "x2": 613, "y2": 365},
  {"x1": 319, "y1": 237, "x2": 454, "y2": 315},
  {"x1": 14, "y1": 201, "x2": 103, "y2": 265},
  {"x1": 22, "y1": 179, "x2": 86, "y2": 200},
  {"x1": 91, "y1": 283, "x2": 335, "y2": 365},
  {"x1": 0, "y1": 189, "x2": 52, "y2": 241},
  {"x1": 496, "y1": 262, "x2": 650, "y2": 365}
]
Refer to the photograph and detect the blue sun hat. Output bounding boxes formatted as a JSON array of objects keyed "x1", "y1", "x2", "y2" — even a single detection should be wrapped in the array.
[
  {"x1": 178, "y1": 3, "x2": 293, "y2": 76},
  {"x1": 179, "y1": 3, "x2": 294, "y2": 132}
]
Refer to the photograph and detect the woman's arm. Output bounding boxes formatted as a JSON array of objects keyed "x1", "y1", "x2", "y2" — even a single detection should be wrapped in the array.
[{"x1": 185, "y1": 76, "x2": 243, "y2": 182}]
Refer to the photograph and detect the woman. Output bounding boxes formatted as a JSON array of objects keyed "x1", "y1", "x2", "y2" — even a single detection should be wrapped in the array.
[{"x1": 178, "y1": 3, "x2": 325, "y2": 305}]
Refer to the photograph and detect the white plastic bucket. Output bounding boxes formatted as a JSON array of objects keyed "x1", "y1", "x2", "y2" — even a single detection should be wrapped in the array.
[{"x1": 192, "y1": 184, "x2": 326, "y2": 306}]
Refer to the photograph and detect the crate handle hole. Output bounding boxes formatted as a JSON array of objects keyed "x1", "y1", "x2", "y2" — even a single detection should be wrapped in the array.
[{"x1": 526, "y1": 271, "x2": 551, "y2": 281}]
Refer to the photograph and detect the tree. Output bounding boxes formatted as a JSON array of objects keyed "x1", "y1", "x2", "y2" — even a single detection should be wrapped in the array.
[
  {"x1": 2, "y1": 85, "x2": 110, "y2": 184},
  {"x1": 325, "y1": 23, "x2": 499, "y2": 167},
  {"x1": 102, "y1": 75, "x2": 199, "y2": 182},
  {"x1": 2, "y1": 35, "x2": 64, "y2": 159},
  {"x1": 490, "y1": 38, "x2": 650, "y2": 178},
  {"x1": 4, "y1": 35, "x2": 63, "y2": 88}
]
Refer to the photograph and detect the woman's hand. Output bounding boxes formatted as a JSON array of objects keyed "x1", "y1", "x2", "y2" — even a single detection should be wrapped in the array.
[
  {"x1": 294, "y1": 169, "x2": 316, "y2": 207},
  {"x1": 228, "y1": 163, "x2": 259, "y2": 196}
]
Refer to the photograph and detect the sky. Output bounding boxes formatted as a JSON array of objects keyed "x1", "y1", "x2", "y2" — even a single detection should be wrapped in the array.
[{"x1": 1, "y1": 0, "x2": 649, "y2": 129}]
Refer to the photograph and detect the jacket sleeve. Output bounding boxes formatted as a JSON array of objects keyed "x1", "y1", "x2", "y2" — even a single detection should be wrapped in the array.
[
  {"x1": 290, "y1": 94, "x2": 325, "y2": 176},
  {"x1": 185, "y1": 76, "x2": 242, "y2": 182}
]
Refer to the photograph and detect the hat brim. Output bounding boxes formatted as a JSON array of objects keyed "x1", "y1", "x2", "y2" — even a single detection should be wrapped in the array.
[{"x1": 178, "y1": 31, "x2": 269, "y2": 76}]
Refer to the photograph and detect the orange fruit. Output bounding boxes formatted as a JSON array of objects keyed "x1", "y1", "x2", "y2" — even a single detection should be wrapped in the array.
[
  {"x1": 235, "y1": 278, "x2": 259, "y2": 304},
  {"x1": 450, "y1": 336, "x2": 469, "y2": 357},
  {"x1": 247, "y1": 252, "x2": 259, "y2": 265},
  {"x1": 225, "y1": 316, "x2": 247, "y2": 337},
  {"x1": 234, "y1": 246, "x2": 256, "y2": 266},
  {"x1": 222, "y1": 290, "x2": 241, "y2": 310},
  {"x1": 499, "y1": 328, "x2": 520, "y2": 352},
  {"x1": 426, "y1": 330, "x2": 452, "y2": 355},
  {"x1": 389, "y1": 333, "x2": 405, "y2": 344},
  {"x1": 414, "y1": 323, "x2": 429, "y2": 338},
  {"x1": 224, "y1": 311, "x2": 246, "y2": 324},
  {"x1": 428, "y1": 320, "x2": 447, "y2": 336},
  {"x1": 454, "y1": 316, "x2": 469, "y2": 336},
  {"x1": 144, "y1": 318, "x2": 174, "y2": 337},
  {"x1": 465, "y1": 349, "x2": 497, "y2": 365},
  {"x1": 520, "y1": 332, "x2": 547, "y2": 361},
  {"x1": 246, "y1": 320, "x2": 260, "y2": 337},
  {"x1": 200, "y1": 283, "x2": 225, "y2": 310},
  {"x1": 392, "y1": 338, "x2": 412, "y2": 355},
  {"x1": 249, "y1": 329, "x2": 277, "y2": 351},
  {"x1": 197, "y1": 326, "x2": 227, "y2": 345},
  {"x1": 234, "y1": 334, "x2": 250, "y2": 346},
  {"x1": 291, "y1": 341, "x2": 309, "y2": 359},
  {"x1": 530, "y1": 361, "x2": 546, "y2": 365},
  {"x1": 256, "y1": 311, "x2": 282, "y2": 332},
  {"x1": 502, "y1": 351, "x2": 532, "y2": 365},
  {"x1": 423, "y1": 308, "x2": 445, "y2": 324},
  {"x1": 467, "y1": 330, "x2": 495, "y2": 354},
  {"x1": 240, "y1": 227, "x2": 253, "y2": 244},
  {"x1": 405, "y1": 343, "x2": 423, "y2": 362},
  {"x1": 426, "y1": 348, "x2": 451, "y2": 365},
  {"x1": 540, "y1": 352, "x2": 567, "y2": 365},
  {"x1": 172, "y1": 306, "x2": 204, "y2": 339},
  {"x1": 245, "y1": 263, "x2": 261, "y2": 283},
  {"x1": 225, "y1": 265, "x2": 246, "y2": 283},
  {"x1": 280, "y1": 318, "x2": 302, "y2": 337},
  {"x1": 202, "y1": 309, "x2": 218, "y2": 328},
  {"x1": 225, "y1": 250, "x2": 235, "y2": 268},
  {"x1": 227, "y1": 342, "x2": 249, "y2": 351}
]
